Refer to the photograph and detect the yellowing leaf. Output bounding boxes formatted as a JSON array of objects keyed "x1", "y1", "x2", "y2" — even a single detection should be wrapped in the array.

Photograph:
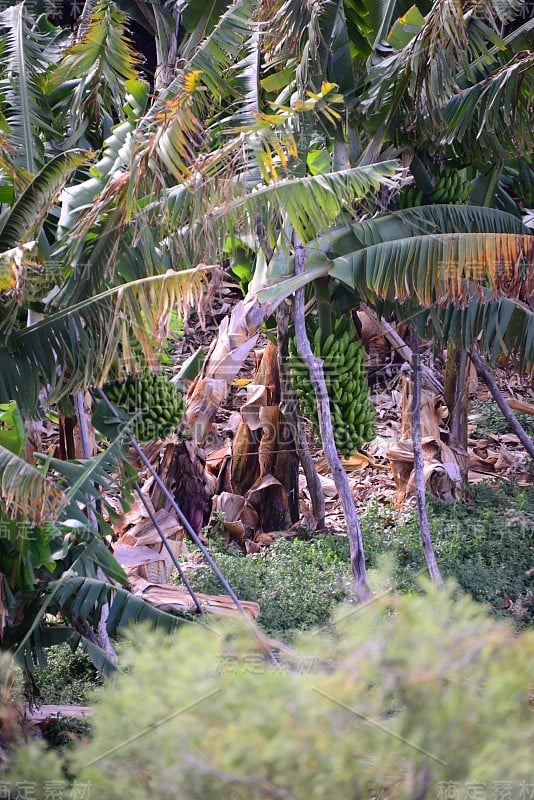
[
  {"x1": 387, "y1": 5, "x2": 425, "y2": 49},
  {"x1": 183, "y1": 70, "x2": 203, "y2": 93}
]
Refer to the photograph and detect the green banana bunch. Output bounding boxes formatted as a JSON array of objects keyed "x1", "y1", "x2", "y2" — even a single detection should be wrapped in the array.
[
  {"x1": 427, "y1": 171, "x2": 471, "y2": 204},
  {"x1": 289, "y1": 317, "x2": 376, "y2": 458},
  {"x1": 398, "y1": 184, "x2": 424, "y2": 209},
  {"x1": 103, "y1": 371, "x2": 185, "y2": 443},
  {"x1": 397, "y1": 170, "x2": 471, "y2": 209}
]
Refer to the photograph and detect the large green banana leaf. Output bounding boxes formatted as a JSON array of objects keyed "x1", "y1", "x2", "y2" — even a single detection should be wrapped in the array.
[{"x1": 256, "y1": 204, "x2": 534, "y2": 368}]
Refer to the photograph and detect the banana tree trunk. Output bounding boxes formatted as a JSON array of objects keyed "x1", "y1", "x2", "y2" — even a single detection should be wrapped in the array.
[
  {"x1": 230, "y1": 341, "x2": 297, "y2": 531},
  {"x1": 185, "y1": 296, "x2": 271, "y2": 442},
  {"x1": 185, "y1": 251, "x2": 332, "y2": 442}
]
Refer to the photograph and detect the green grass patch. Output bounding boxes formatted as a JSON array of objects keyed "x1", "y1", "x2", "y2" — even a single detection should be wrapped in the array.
[
  {"x1": 15, "y1": 482, "x2": 532, "y2": 711},
  {"x1": 362, "y1": 481, "x2": 533, "y2": 626},
  {"x1": 190, "y1": 481, "x2": 533, "y2": 635},
  {"x1": 32, "y1": 643, "x2": 102, "y2": 705},
  {"x1": 186, "y1": 534, "x2": 353, "y2": 638},
  {"x1": 470, "y1": 399, "x2": 534, "y2": 439}
]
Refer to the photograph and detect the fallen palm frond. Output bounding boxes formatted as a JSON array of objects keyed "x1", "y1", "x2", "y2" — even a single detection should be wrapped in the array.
[{"x1": 127, "y1": 574, "x2": 260, "y2": 619}]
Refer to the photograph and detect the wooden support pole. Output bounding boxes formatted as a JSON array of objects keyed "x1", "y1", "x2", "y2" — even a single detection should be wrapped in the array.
[
  {"x1": 294, "y1": 236, "x2": 370, "y2": 600},
  {"x1": 469, "y1": 349, "x2": 534, "y2": 462},
  {"x1": 412, "y1": 330, "x2": 444, "y2": 588},
  {"x1": 276, "y1": 302, "x2": 325, "y2": 530}
]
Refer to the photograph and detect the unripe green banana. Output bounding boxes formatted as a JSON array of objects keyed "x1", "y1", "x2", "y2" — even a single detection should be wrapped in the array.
[
  {"x1": 103, "y1": 371, "x2": 185, "y2": 444},
  {"x1": 322, "y1": 333, "x2": 335, "y2": 358},
  {"x1": 312, "y1": 327, "x2": 322, "y2": 356},
  {"x1": 345, "y1": 341, "x2": 359, "y2": 362},
  {"x1": 290, "y1": 317, "x2": 376, "y2": 457}
]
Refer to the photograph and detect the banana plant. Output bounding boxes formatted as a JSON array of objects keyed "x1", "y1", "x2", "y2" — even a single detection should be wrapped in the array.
[
  {"x1": 0, "y1": 0, "x2": 530, "y2": 422},
  {"x1": 180, "y1": 0, "x2": 534, "y2": 439},
  {"x1": 0, "y1": 414, "x2": 191, "y2": 676},
  {"x1": 0, "y1": 0, "x2": 532, "y2": 617},
  {"x1": 360, "y1": 0, "x2": 533, "y2": 164},
  {"x1": 355, "y1": 0, "x2": 533, "y2": 480},
  {"x1": 0, "y1": 2, "x2": 211, "y2": 676},
  {"x1": 186, "y1": 204, "x2": 533, "y2": 435}
]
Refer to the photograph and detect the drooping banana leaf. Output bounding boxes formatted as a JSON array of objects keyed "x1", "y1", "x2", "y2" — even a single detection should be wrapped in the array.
[
  {"x1": 56, "y1": 79, "x2": 149, "y2": 238},
  {"x1": 14, "y1": 575, "x2": 188, "y2": 676},
  {"x1": 0, "y1": 441, "x2": 67, "y2": 524},
  {"x1": 36, "y1": 435, "x2": 135, "y2": 534},
  {"x1": 0, "y1": 2, "x2": 56, "y2": 169},
  {"x1": 437, "y1": 295, "x2": 534, "y2": 370},
  {"x1": 0, "y1": 266, "x2": 208, "y2": 413},
  {"x1": 180, "y1": 0, "x2": 256, "y2": 96},
  {"x1": 0, "y1": 150, "x2": 87, "y2": 252},
  {"x1": 50, "y1": 0, "x2": 140, "y2": 114},
  {"x1": 328, "y1": 204, "x2": 529, "y2": 254},
  {"x1": 253, "y1": 205, "x2": 533, "y2": 369},
  {"x1": 328, "y1": 231, "x2": 532, "y2": 308},
  {"x1": 360, "y1": 0, "x2": 530, "y2": 162}
]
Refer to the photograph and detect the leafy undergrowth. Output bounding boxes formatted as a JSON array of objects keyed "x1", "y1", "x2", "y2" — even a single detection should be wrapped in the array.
[
  {"x1": 188, "y1": 535, "x2": 353, "y2": 639},
  {"x1": 31, "y1": 644, "x2": 102, "y2": 706},
  {"x1": 17, "y1": 481, "x2": 533, "y2": 715},
  {"x1": 470, "y1": 399, "x2": 534, "y2": 439},
  {"x1": 7, "y1": 646, "x2": 96, "y2": 758},
  {"x1": 363, "y1": 480, "x2": 533, "y2": 627},
  {"x1": 190, "y1": 480, "x2": 533, "y2": 635}
]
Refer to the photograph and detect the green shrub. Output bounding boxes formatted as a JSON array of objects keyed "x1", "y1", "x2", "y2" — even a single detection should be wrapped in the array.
[
  {"x1": 5, "y1": 480, "x2": 527, "y2": 743},
  {"x1": 31, "y1": 643, "x2": 102, "y2": 705},
  {"x1": 470, "y1": 399, "x2": 534, "y2": 439},
  {"x1": 6, "y1": 581, "x2": 533, "y2": 799},
  {"x1": 187, "y1": 535, "x2": 352, "y2": 637},
  {"x1": 361, "y1": 481, "x2": 534, "y2": 626},
  {"x1": 7, "y1": 644, "x2": 97, "y2": 755},
  {"x1": 190, "y1": 482, "x2": 532, "y2": 635}
]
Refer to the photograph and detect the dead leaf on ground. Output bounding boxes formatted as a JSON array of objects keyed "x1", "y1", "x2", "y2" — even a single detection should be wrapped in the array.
[
  {"x1": 468, "y1": 454, "x2": 498, "y2": 474},
  {"x1": 315, "y1": 452, "x2": 372, "y2": 472},
  {"x1": 494, "y1": 443, "x2": 526, "y2": 475},
  {"x1": 212, "y1": 491, "x2": 246, "y2": 521},
  {"x1": 114, "y1": 499, "x2": 187, "y2": 583},
  {"x1": 113, "y1": 545, "x2": 170, "y2": 583},
  {"x1": 300, "y1": 471, "x2": 338, "y2": 499},
  {"x1": 128, "y1": 574, "x2": 260, "y2": 618},
  {"x1": 507, "y1": 398, "x2": 534, "y2": 415}
]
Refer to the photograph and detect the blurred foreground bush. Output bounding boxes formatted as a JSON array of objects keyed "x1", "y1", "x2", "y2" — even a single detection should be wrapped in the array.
[{"x1": 5, "y1": 578, "x2": 533, "y2": 799}]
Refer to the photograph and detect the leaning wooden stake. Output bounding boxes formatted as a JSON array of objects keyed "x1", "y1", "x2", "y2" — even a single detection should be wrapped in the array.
[
  {"x1": 294, "y1": 236, "x2": 370, "y2": 600},
  {"x1": 469, "y1": 348, "x2": 534, "y2": 462},
  {"x1": 411, "y1": 330, "x2": 443, "y2": 588},
  {"x1": 363, "y1": 306, "x2": 444, "y2": 394},
  {"x1": 443, "y1": 344, "x2": 469, "y2": 483}
]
